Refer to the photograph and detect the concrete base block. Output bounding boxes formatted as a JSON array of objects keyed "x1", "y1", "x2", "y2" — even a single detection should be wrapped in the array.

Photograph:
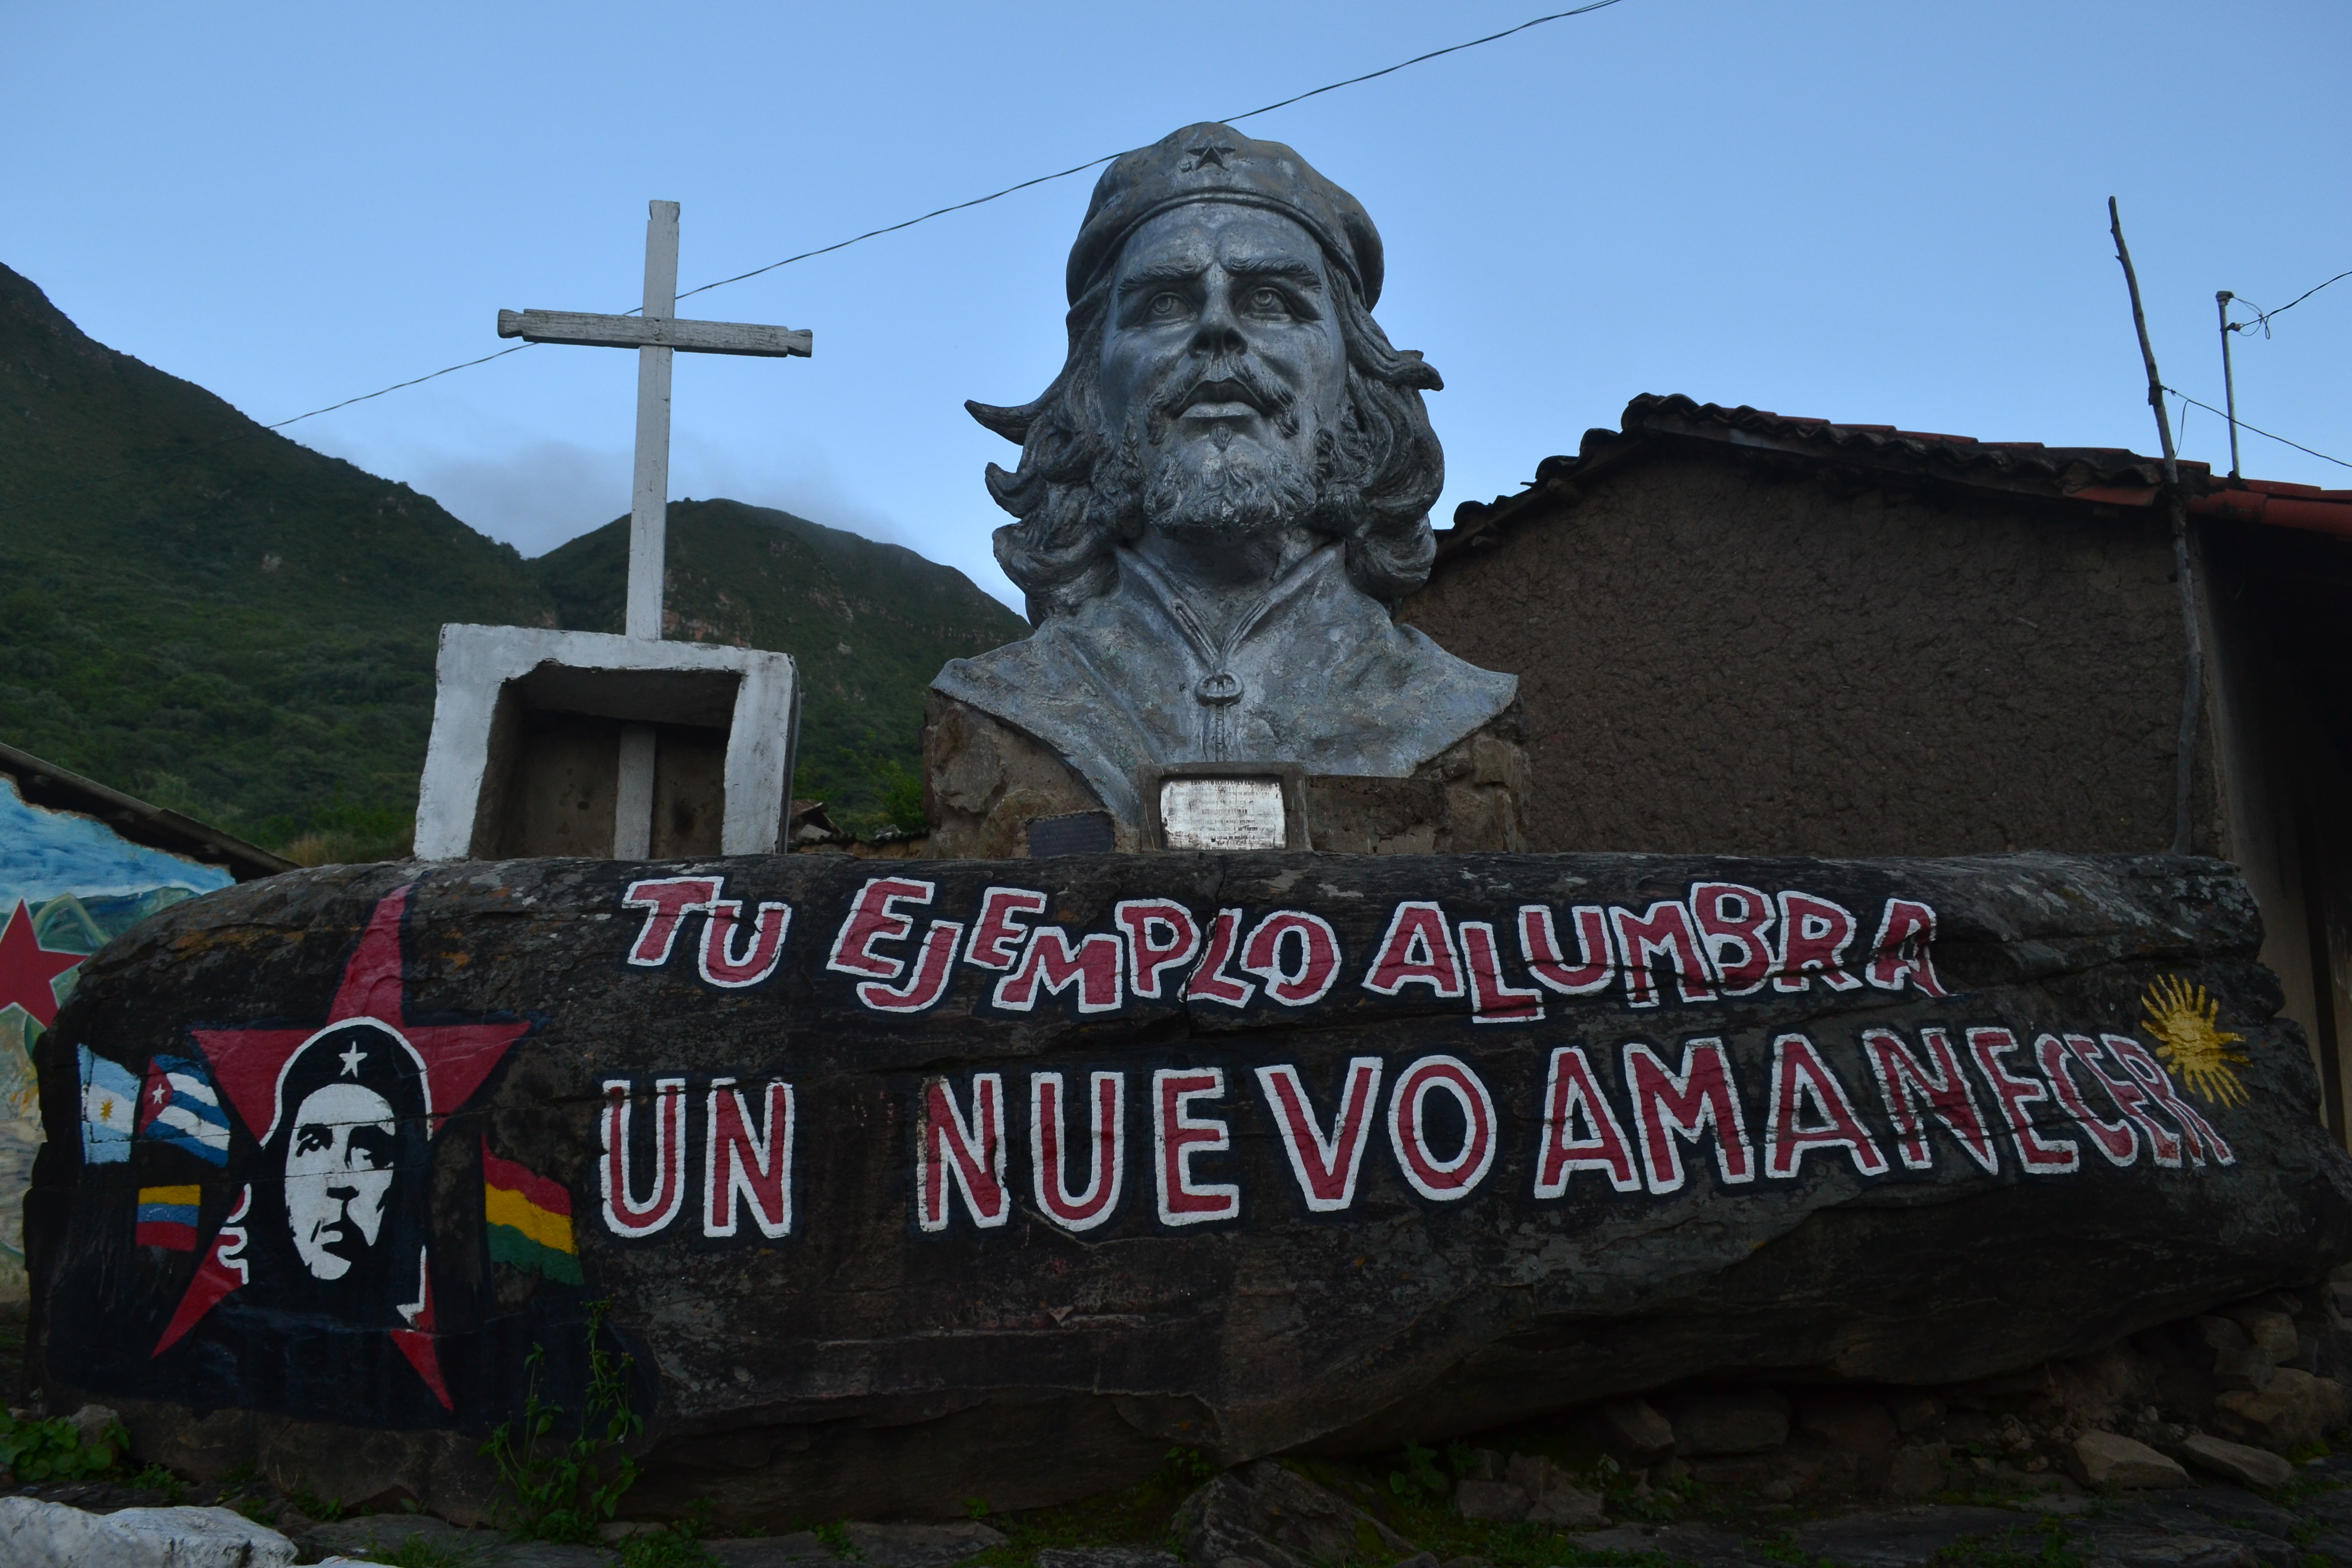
[{"x1": 414, "y1": 624, "x2": 799, "y2": 860}]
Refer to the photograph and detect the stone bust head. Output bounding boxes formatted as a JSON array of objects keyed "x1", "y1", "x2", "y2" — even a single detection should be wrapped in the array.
[
  {"x1": 969, "y1": 122, "x2": 1446, "y2": 624},
  {"x1": 935, "y1": 122, "x2": 1516, "y2": 831}
]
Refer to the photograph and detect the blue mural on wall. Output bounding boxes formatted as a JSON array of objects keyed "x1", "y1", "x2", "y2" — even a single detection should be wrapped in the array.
[{"x1": 0, "y1": 776, "x2": 234, "y2": 1298}]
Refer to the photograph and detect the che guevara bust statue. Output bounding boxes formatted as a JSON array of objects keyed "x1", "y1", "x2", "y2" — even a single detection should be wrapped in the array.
[{"x1": 925, "y1": 122, "x2": 1524, "y2": 854}]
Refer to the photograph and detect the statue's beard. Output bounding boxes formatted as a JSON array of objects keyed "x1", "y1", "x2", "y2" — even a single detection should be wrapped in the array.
[
  {"x1": 1139, "y1": 424, "x2": 1320, "y2": 540},
  {"x1": 1088, "y1": 356, "x2": 1325, "y2": 543}
]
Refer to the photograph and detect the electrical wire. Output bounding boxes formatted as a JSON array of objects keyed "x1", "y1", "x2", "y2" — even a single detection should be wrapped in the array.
[
  {"x1": 2165, "y1": 387, "x2": 2352, "y2": 472},
  {"x1": 2224, "y1": 267, "x2": 2350, "y2": 338}
]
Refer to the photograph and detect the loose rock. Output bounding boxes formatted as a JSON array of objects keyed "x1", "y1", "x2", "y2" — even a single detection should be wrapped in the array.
[
  {"x1": 1888, "y1": 1394, "x2": 1942, "y2": 1434},
  {"x1": 1498, "y1": 1453, "x2": 1605, "y2": 1528},
  {"x1": 1583, "y1": 1397, "x2": 1675, "y2": 1465},
  {"x1": 2223, "y1": 1308, "x2": 2302, "y2": 1361},
  {"x1": 64, "y1": 1403, "x2": 119, "y2": 1452},
  {"x1": 1451, "y1": 1479, "x2": 1527, "y2": 1521},
  {"x1": 2072, "y1": 1430, "x2": 2190, "y2": 1489},
  {"x1": 2213, "y1": 1366, "x2": 2350, "y2": 1452},
  {"x1": 1174, "y1": 1461, "x2": 1412, "y2": 1568},
  {"x1": 2179, "y1": 1434, "x2": 2294, "y2": 1491},
  {"x1": 0, "y1": 1498, "x2": 297, "y2": 1567},
  {"x1": 1888, "y1": 1445, "x2": 1948, "y2": 1499}
]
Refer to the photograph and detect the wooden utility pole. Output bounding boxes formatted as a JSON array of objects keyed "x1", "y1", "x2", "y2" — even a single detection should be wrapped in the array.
[
  {"x1": 498, "y1": 202, "x2": 811, "y2": 855},
  {"x1": 2108, "y1": 197, "x2": 2202, "y2": 858}
]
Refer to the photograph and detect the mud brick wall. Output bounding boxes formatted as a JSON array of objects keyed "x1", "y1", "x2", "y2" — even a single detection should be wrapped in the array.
[{"x1": 1401, "y1": 450, "x2": 2218, "y2": 859}]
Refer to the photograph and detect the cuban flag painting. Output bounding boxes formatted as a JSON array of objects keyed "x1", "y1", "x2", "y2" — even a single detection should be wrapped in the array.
[
  {"x1": 136, "y1": 1054, "x2": 231, "y2": 1167},
  {"x1": 78, "y1": 1046, "x2": 141, "y2": 1163}
]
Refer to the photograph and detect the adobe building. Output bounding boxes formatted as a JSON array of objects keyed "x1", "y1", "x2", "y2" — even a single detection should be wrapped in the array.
[{"x1": 1402, "y1": 393, "x2": 2352, "y2": 1136}]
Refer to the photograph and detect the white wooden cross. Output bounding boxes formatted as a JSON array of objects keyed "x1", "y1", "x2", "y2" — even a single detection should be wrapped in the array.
[{"x1": 498, "y1": 200, "x2": 810, "y2": 856}]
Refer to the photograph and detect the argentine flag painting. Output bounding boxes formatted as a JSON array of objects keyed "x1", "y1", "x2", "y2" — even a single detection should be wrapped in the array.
[
  {"x1": 136, "y1": 1054, "x2": 230, "y2": 1166},
  {"x1": 78, "y1": 1045, "x2": 139, "y2": 1164}
]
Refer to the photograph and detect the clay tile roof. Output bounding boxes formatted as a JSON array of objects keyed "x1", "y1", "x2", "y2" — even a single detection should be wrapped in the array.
[
  {"x1": 1620, "y1": 394, "x2": 2195, "y2": 493},
  {"x1": 2186, "y1": 480, "x2": 2352, "y2": 540},
  {"x1": 1438, "y1": 393, "x2": 2302, "y2": 564}
]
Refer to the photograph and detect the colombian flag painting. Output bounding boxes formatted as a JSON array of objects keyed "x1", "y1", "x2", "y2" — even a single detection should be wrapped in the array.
[{"x1": 483, "y1": 1139, "x2": 582, "y2": 1284}]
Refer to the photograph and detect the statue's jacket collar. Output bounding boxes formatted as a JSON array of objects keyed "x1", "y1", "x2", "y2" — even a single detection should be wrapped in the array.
[{"x1": 932, "y1": 542, "x2": 1517, "y2": 829}]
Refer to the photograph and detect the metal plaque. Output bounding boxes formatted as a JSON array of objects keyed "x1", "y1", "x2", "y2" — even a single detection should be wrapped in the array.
[{"x1": 1158, "y1": 777, "x2": 1287, "y2": 850}]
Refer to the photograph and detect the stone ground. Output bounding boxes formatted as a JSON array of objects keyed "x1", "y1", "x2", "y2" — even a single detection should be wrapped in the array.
[
  {"x1": 11, "y1": 1290, "x2": 2352, "y2": 1566},
  {"x1": 5, "y1": 1442, "x2": 2352, "y2": 1567}
]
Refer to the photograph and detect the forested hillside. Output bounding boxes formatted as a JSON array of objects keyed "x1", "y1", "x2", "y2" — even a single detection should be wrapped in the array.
[{"x1": 0, "y1": 263, "x2": 1023, "y2": 854}]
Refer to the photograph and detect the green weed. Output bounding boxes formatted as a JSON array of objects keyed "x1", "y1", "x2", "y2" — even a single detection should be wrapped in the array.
[
  {"x1": 1153, "y1": 1447, "x2": 1218, "y2": 1490},
  {"x1": 620, "y1": 1518, "x2": 720, "y2": 1568},
  {"x1": 129, "y1": 1462, "x2": 187, "y2": 1503},
  {"x1": 0, "y1": 1409, "x2": 126, "y2": 1482},
  {"x1": 480, "y1": 1299, "x2": 642, "y2": 1542},
  {"x1": 1389, "y1": 1441, "x2": 1448, "y2": 1499}
]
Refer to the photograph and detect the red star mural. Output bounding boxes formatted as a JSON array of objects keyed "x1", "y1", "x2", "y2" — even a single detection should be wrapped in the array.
[
  {"x1": 0, "y1": 900, "x2": 85, "y2": 1028},
  {"x1": 154, "y1": 883, "x2": 534, "y2": 1407}
]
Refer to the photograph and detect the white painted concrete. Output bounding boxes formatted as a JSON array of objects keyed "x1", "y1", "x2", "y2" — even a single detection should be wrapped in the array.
[
  {"x1": 627, "y1": 200, "x2": 679, "y2": 643},
  {"x1": 414, "y1": 624, "x2": 799, "y2": 860},
  {"x1": 614, "y1": 721, "x2": 658, "y2": 859}
]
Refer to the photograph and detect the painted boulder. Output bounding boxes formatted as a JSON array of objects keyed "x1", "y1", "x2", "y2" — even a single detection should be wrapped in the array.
[{"x1": 27, "y1": 851, "x2": 2352, "y2": 1524}]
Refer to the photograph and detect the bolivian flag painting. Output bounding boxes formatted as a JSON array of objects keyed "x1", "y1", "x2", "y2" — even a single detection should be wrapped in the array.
[{"x1": 482, "y1": 1139, "x2": 583, "y2": 1285}]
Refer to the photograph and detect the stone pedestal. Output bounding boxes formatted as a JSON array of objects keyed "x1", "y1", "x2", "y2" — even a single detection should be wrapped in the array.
[{"x1": 921, "y1": 692, "x2": 1529, "y2": 859}]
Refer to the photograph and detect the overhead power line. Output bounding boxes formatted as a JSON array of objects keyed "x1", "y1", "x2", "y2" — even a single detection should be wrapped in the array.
[
  {"x1": 2165, "y1": 387, "x2": 2351, "y2": 472},
  {"x1": 674, "y1": 1, "x2": 1627, "y2": 306},
  {"x1": 0, "y1": 0, "x2": 1633, "y2": 518}
]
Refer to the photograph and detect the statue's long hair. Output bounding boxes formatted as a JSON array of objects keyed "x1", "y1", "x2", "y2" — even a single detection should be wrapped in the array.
[{"x1": 969, "y1": 267, "x2": 1446, "y2": 625}]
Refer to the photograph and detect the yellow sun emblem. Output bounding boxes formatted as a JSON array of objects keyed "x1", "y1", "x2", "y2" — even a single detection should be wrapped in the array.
[{"x1": 2140, "y1": 975, "x2": 2250, "y2": 1106}]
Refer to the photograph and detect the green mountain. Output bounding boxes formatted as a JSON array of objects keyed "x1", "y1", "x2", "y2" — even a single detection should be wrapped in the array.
[{"x1": 0, "y1": 262, "x2": 1025, "y2": 852}]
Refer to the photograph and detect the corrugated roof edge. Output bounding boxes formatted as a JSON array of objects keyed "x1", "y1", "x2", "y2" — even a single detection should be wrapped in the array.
[
  {"x1": 1431, "y1": 393, "x2": 2350, "y2": 566},
  {"x1": 0, "y1": 740, "x2": 295, "y2": 882}
]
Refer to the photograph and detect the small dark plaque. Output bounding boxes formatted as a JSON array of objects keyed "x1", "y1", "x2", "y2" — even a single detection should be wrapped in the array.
[{"x1": 1025, "y1": 811, "x2": 1116, "y2": 857}]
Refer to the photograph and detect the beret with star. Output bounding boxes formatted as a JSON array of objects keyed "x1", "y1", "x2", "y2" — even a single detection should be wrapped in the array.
[{"x1": 1066, "y1": 121, "x2": 1386, "y2": 309}]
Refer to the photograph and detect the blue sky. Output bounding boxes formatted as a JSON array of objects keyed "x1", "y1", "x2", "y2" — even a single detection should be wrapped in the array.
[{"x1": 6, "y1": 1, "x2": 2345, "y2": 611}]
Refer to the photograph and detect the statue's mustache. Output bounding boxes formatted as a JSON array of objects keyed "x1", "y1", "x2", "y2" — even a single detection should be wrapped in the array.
[{"x1": 1150, "y1": 355, "x2": 1298, "y2": 428}]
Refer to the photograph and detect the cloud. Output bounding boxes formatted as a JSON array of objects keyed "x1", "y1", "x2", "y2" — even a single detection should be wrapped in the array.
[
  {"x1": 400, "y1": 438, "x2": 635, "y2": 558},
  {"x1": 668, "y1": 431, "x2": 914, "y2": 553},
  {"x1": 298, "y1": 421, "x2": 1024, "y2": 612}
]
